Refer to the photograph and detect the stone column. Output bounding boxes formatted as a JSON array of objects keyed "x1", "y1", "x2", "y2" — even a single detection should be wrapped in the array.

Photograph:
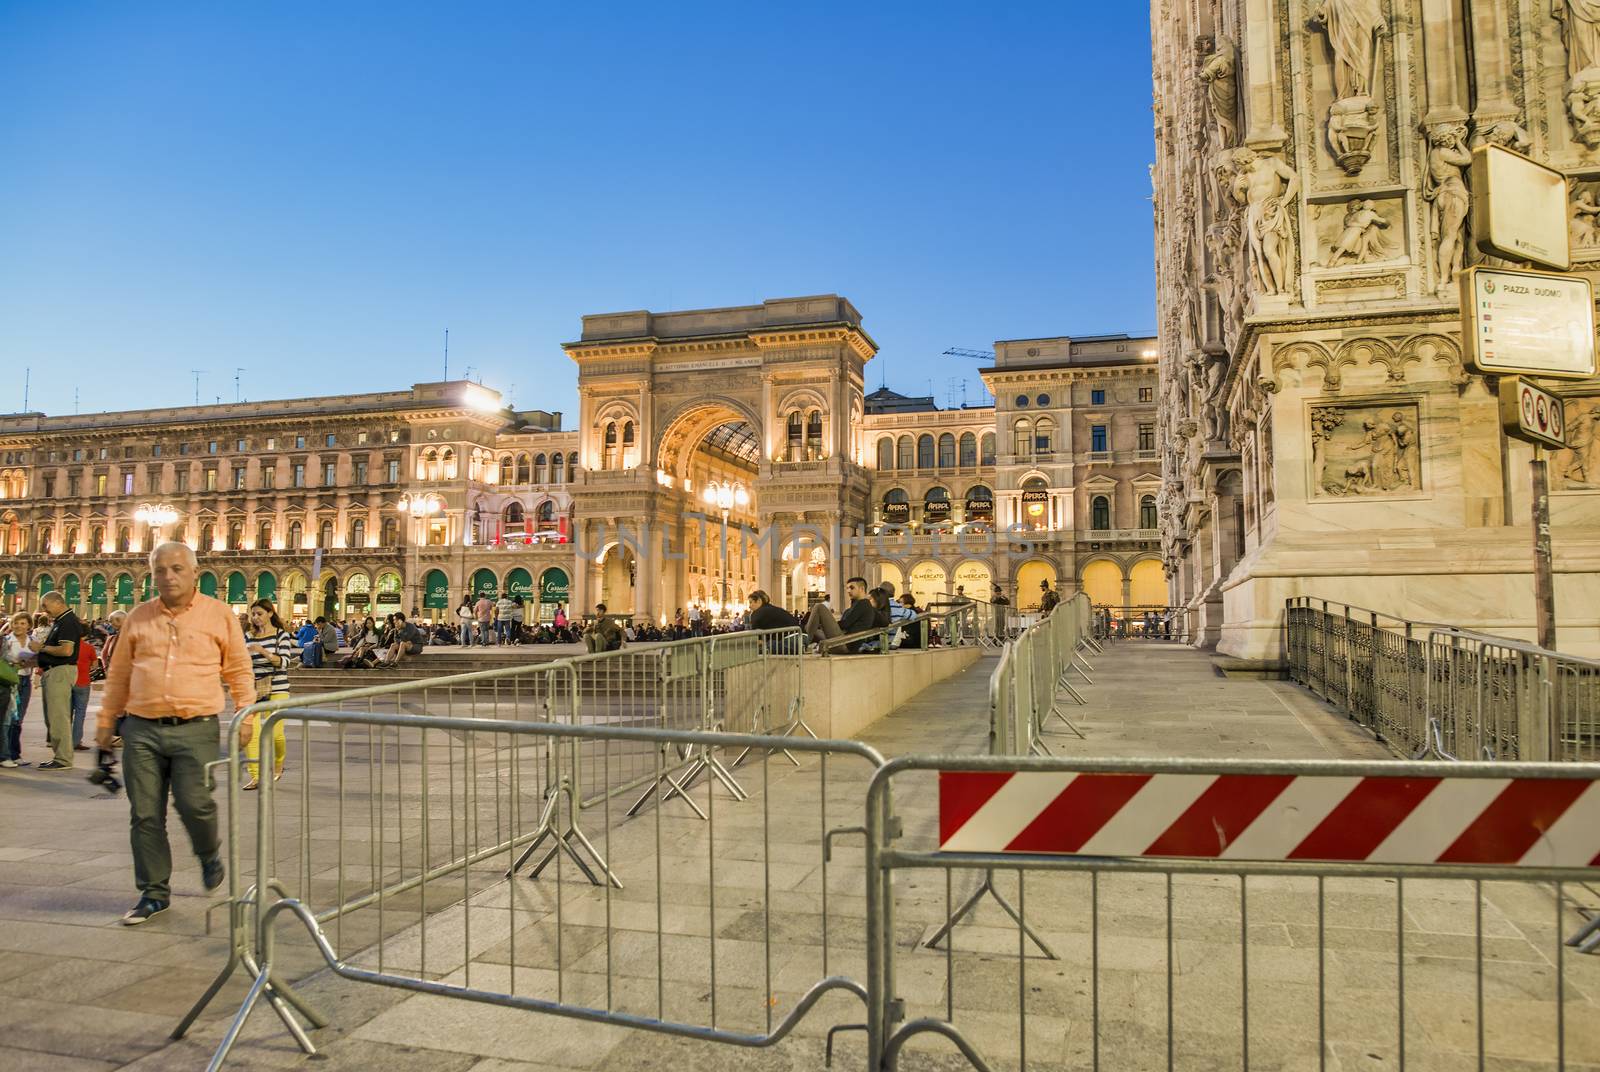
[
  {"x1": 1420, "y1": 0, "x2": 1467, "y2": 126},
  {"x1": 1466, "y1": 0, "x2": 1517, "y2": 124},
  {"x1": 1243, "y1": 0, "x2": 1286, "y2": 146}
]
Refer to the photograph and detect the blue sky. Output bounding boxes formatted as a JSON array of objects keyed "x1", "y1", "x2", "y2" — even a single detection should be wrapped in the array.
[{"x1": 0, "y1": 2, "x2": 1156, "y2": 423}]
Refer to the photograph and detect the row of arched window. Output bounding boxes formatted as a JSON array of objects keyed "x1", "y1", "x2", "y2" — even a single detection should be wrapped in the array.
[
  {"x1": 785, "y1": 409, "x2": 826, "y2": 461},
  {"x1": 875, "y1": 432, "x2": 995, "y2": 472},
  {"x1": 497, "y1": 452, "x2": 578, "y2": 485},
  {"x1": 14, "y1": 515, "x2": 405, "y2": 555},
  {"x1": 601, "y1": 421, "x2": 635, "y2": 471},
  {"x1": 1012, "y1": 417, "x2": 1055, "y2": 458},
  {"x1": 0, "y1": 470, "x2": 25, "y2": 499}
]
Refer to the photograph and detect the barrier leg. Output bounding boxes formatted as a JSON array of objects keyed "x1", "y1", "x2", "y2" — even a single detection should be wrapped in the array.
[{"x1": 923, "y1": 870, "x2": 1057, "y2": 960}]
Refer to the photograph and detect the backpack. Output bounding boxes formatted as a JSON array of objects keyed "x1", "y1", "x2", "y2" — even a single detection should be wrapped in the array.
[{"x1": 0, "y1": 660, "x2": 17, "y2": 687}]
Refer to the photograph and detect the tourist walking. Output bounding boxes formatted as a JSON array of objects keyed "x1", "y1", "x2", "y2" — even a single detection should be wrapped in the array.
[
  {"x1": 240, "y1": 598, "x2": 296, "y2": 791},
  {"x1": 35, "y1": 592, "x2": 83, "y2": 771},
  {"x1": 71, "y1": 625, "x2": 96, "y2": 751},
  {"x1": 456, "y1": 597, "x2": 476, "y2": 646},
  {"x1": 2, "y1": 612, "x2": 34, "y2": 767},
  {"x1": 99, "y1": 541, "x2": 256, "y2": 924}
]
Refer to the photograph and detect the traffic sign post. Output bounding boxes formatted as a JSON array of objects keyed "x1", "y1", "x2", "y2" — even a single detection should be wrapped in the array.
[{"x1": 1495, "y1": 376, "x2": 1566, "y2": 651}]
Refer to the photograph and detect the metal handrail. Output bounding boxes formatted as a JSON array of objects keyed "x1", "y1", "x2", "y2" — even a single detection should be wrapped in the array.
[{"x1": 817, "y1": 604, "x2": 975, "y2": 654}]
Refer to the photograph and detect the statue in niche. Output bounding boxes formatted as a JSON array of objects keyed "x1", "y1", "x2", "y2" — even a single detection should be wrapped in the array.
[
  {"x1": 1311, "y1": 405, "x2": 1422, "y2": 497},
  {"x1": 1309, "y1": 0, "x2": 1385, "y2": 98},
  {"x1": 1557, "y1": 2, "x2": 1600, "y2": 146},
  {"x1": 1477, "y1": 118, "x2": 1532, "y2": 154},
  {"x1": 1423, "y1": 125, "x2": 1472, "y2": 297},
  {"x1": 1259, "y1": 417, "x2": 1276, "y2": 506},
  {"x1": 1571, "y1": 189, "x2": 1600, "y2": 249},
  {"x1": 1198, "y1": 36, "x2": 1239, "y2": 149},
  {"x1": 1309, "y1": 0, "x2": 1386, "y2": 173},
  {"x1": 1321, "y1": 198, "x2": 1391, "y2": 265},
  {"x1": 1189, "y1": 352, "x2": 1228, "y2": 442},
  {"x1": 1230, "y1": 150, "x2": 1301, "y2": 299}
]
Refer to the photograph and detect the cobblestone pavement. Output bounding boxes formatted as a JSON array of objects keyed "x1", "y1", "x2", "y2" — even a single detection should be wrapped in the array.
[{"x1": 2, "y1": 641, "x2": 1596, "y2": 1070}]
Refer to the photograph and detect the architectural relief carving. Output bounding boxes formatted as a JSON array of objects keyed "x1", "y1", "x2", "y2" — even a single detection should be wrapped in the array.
[
  {"x1": 1315, "y1": 198, "x2": 1394, "y2": 265},
  {"x1": 1310, "y1": 402, "x2": 1421, "y2": 498},
  {"x1": 1557, "y1": 2, "x2": 1600, "y2": 147},
  {"x1": 1555, "y1": 395, "x2": 1600, "y2": 489},
  {"x1": 1423, "y1": 125, "x2": 1472, "y2": 297},
  {"x1": 1571, "y1": 187, "x2": 1600, "y2": 250},
  {"x1": 1230, "y1": 150, "x2": 1301, "y2": 300}
]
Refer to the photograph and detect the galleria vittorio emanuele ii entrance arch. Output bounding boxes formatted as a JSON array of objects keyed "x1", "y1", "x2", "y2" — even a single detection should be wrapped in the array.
[{"x1": 564, "y1": 295, "x2": 877, "y2": 621}]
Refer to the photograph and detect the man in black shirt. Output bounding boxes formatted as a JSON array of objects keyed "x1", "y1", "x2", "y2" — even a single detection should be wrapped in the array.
[
  {"x1": 746, "y1": 590, "x2": 799, "y2": 632},
  {"x1": 35, "y1": 592, "x2": 83, "y2": 771},
  {"x1": 803, "y1": 577, "x2": 876, "y2": 653}
]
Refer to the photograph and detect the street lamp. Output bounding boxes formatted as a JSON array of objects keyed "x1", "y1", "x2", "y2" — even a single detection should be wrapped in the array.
[
  {"x1": 134, "y1": 503, "x2": 179, "y2": 545},
  {"x1": 397, "y1": 494, "x2": 443, "y2": 614},
  {"x1": 701, "y1": 480, "x2": 749, "y2": 619}
]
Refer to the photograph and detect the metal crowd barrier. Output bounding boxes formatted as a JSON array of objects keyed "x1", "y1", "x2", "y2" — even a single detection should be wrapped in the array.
[
  {"x1": 176, "y1": 626, "x2": 825, "y2": 1065},
  {"x1": 1091, "y1": 603, "x2": 1192, "y2": 644},
  {"x1": 863, "y1": 754, "x2": 1600, "y2": 1072},
  {"x1": 1283, "y1": 597, "x2": 1600, "y2": 763},
  {"x1": 817, "y1": 602, "x2": 978, "y2": 656}
]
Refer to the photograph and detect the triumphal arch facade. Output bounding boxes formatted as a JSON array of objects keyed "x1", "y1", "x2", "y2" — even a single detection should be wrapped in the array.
[{"x1": 564, "y1": 295, "x2": 876, "y2": 620}]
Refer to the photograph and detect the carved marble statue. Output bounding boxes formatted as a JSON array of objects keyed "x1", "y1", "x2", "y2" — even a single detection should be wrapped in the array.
[
  {"x1": 1423, "y1": 125, "x2": 1472, "y2": 297},
  {"x1": 1230, "y1": 150, "x2": 1301, "y2": 299},
  {"x1": 1309, "y1": 0, "x2": 1385, "y2": 173},
  {"x1": 1572, "y1": 190, "x2": 1600, "y2": 248},
  {"x1": 1556, "y1": 0, "x2": 1600, "y2": 78},
  {"x1": 1198, "y1": 36, "x2": 1239, "y2": 149},
  {"x1": 1478, "y1": 119, "x2": 1532, "y2": 154},
  {"x1": 1557, "y1": 2, "x2": 1600, "y2": 146},
  {"x1": 1189, "y1": 352, "x2": 1228, "y2": 442},
  {"x1": 1323, "y1": 199, "x2": 1390, "y2": 265},
  {"x1": 1309, "y1": 0, "x2": 1385, "y2": 99}
]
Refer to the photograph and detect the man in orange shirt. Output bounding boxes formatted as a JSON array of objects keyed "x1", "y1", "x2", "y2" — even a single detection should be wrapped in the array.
[{"x1": 99, "y1": 541, "x2": 257, "y2": 925}]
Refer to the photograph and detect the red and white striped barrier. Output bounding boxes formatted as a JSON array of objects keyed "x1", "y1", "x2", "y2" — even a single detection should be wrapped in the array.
[{"x1": 937, "y1": 771, "x2": 1600, "y2": 867}]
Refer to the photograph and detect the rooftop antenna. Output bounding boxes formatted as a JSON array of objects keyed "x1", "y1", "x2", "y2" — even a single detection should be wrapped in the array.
[
  {"x1": 509, "y1": 383, "x2": 516, "y2": 408},
  {"x1": 190, "y1": 370, "x2": 206, "y2": 406},
  {"x1": 234, "y1": 368, "x2": 247, "y2": 403},
  {"x1": 444, "y1": 329, "x2": 450, "y2": 381},
  {"x1": 23, "y1": 368, "x2": 30, "y2": 411},
  {"x1": 74, "y1": 387, "x2": 79, "y2": 415}
]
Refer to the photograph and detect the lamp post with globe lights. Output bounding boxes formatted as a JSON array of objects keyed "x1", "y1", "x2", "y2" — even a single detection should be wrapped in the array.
[
  {"x1": 700, "y1": 480, "x2": 748, "y2": 620},
  {"x1": 396, "y1": 493, "x2": 442, "y2": 616}
]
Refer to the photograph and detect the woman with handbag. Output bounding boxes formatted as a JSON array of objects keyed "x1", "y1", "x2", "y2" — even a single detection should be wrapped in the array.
[{"x1": 241, "y1": 598, "x2": 295, "y2": 791}]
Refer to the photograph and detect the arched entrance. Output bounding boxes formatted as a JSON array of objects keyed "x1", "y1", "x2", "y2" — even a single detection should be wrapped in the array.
[
  {"x1": 567, "y1": 297, "x2": 876, "y2": 620},
  {"x1": 780, "y1": 538, "x2": 829, "y2": 613},
  {"x1": 877, "y1": 561, "x2": 904, "y2": 595},
  {"x1": 225, "y1": 571, "x2": 248, "y2": 606},
  {"x1": 322, "y1": 577, "x2": 340, "y2": 619},
  {"x1": 87, "y1": 573, "x2": 108, "y2": 612},
  {"x1": 470, "y1": 568, "x2": 499, "y2": 601},
  {"x1": 420, "y1": 569, "x2": 449, "y2": 620},
  {"x1": 61, "y1": 573, "x2": 82, "y2": 609},
  {"x1": 198, "y1": 571, "x2": 219, "y2": 599},
  {"x1": 375, "y1": 570, "x2": 404, "y2": 617},
  {"x1": 1129, "y1": 559, "x2": 1166, "y2": 607},
  {"x1": 1080, "y1": 560, "x2": 1123, "y2": 608},
  {"x1": 1015, "y1": 560, "x2": 1058, "y2": 611},
  {"x1": 538, "y1": 567, "x2": 569, "y2": 622},
  {"x1": 114, "y1": 572, "x2": 135, "y2": 607},
  {"x1": 953, "y1": 560, "x2": 992, "y2": 601},
  {"x1": 909, "y1": 560, "x2": 947, "y2": 608},
  {"x1": 505, "y1": 568, "x2": 534, "y2": 612},
  {"x1": 281, "y1": 570, "x2": 309, "y2": 622},
  {"x1": 345, "y1": 572, "x2": 372, "y2": 616}
]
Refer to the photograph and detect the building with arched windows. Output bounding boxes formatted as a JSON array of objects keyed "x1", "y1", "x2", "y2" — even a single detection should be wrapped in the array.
[
  {"x1": 861, "y1": 333, "x2": 1162, "y2": 612},
  {"x1": 0, "y1": 298, "x2": 1164, "y2": 625}
]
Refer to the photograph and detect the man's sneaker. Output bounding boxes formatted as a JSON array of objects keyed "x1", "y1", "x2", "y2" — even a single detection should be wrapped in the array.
[
  {"x1": 0, "y1": 759, "x2": 17, "y2": 769},
  {"x1": 36, "y1": 760, "x2": 73, "y2": 772},
  {"x1": 121, "y1": 898, "x2": 169, "y2": 925},
  {"x1": 201, "y1": 855, "x2": 225, "y2": 892}
]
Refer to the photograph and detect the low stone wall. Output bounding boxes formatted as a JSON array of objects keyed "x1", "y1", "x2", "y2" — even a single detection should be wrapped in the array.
[{"x1": 800, "y1": 646, "x2": 984, "y2": 740}]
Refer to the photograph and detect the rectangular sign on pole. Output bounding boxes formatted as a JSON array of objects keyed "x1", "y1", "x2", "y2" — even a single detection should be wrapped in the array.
[
  {"x1": 1498, "y1": 377, "x2": 1568, "y2": 449},
  {"x1": 1469, "y1": 144, "x2": 1570, "y2": 270},
  {"x1": 1460, "y1": 266, "x2": 1597, "y2": 379}
]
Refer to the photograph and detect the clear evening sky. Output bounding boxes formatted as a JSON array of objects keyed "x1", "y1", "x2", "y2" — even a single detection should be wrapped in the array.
[{"x1": 0, "y1": 2, "x2": 1156, "y2": 423}]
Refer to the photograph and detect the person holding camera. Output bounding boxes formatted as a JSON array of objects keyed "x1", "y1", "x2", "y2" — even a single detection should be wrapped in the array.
[{"x1": 99, "y1": 541, "x2": 257, "y2": 925}]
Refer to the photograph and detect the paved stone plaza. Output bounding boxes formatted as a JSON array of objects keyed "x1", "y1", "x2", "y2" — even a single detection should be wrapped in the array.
[{"x1": 2, "y1": 644, "x2": 1597, "y2": 1071}]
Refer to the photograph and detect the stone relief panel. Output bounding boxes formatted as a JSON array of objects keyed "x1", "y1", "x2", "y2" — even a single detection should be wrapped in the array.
[
  {"x1": 1311, "y1": 195, "x2": 1403, "y2": 267},
  {"x1": 1308, "y1": 400, "x2": 1421, "y2": 499},
  {"x1": 1571, "y1": 181, "x2": 1600, "y2": 257},
  {"x1": 1553, "y1": 395, "x2": 1600, "y2": 490}
]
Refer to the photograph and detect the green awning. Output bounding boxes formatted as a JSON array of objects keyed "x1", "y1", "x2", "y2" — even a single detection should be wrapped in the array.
[
  {"x1": 141, "y1": 574, "x2": 155, "y2": 601},
  {"x1": 539, "y1": 568, "x2": 570, "y2": 604},
  {"x1": 226, "y1": 571, "x2": 247, "y2": 604},
  {"x1": 1, "y1": 575, "x2": 15, "y2": 596},
  {"x1": 423, "y1": 569, "x2": 450, "y2": 609},
  {"x1": 505, "y1": 568, "x2": 534, "y2": 601},
  {"x1": 198, "y1": 571, "x2": 219, "y2": 597},
  {"x1": 256, "y1": 572, "x2": 277, "y2": 600},
  {"x1": 62, "y1": 574, "x2": 81, "y2": 604},
  {"x1": 114, "y1": 574, "x2": 135, "y2": 605},
  {"x1": 37, "y1": 575, "x2": 55, "y2": 596},
  {"x1": 88, "y1": 574, "x2": 108, "y2": 605},
  {"x1": 471, "y1": 569, "x2": 498, "y2": 598}
]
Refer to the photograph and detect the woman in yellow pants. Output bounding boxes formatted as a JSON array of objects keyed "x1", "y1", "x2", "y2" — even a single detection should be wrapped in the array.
[{"x1": 242, "y1": 598, "x2": 295, "y2": 790}]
